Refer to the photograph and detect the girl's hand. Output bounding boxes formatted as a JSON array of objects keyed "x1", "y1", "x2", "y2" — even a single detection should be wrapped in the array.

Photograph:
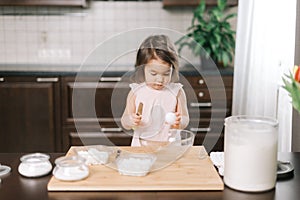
[
  {"x1": 131, "y1": 113, "x2": 142, "y2": 128},
  {"x1": 171, "y1": 112, "x2": 181, "y2": 129}
]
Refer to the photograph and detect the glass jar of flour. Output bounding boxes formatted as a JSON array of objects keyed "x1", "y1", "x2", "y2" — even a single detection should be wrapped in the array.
[
  {"x1": 18, "y1": 153, "x2": 52, "y2": 177},
  {"x1": 224, "y1": 116, "x2": 278, "y2": 192},
  {"x1": 53, "y1": 156, "x2": 89, "y2": 181}
]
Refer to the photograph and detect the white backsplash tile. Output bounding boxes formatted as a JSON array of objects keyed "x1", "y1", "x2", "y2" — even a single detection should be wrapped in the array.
[{"x1": 0, "y1": 1, "x2": 237, "y2": 70}]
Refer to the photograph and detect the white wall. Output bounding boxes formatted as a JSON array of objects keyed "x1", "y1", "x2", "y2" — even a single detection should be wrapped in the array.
[
  {"x1": 0, "y1": 1, "x2": 237, "y2": 71},
  {"x1": 0, "y1": 2, "x2": 194, "y2": 69}
]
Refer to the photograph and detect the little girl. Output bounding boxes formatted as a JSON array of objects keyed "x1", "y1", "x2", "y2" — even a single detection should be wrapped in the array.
[{"x1": 121, "y1": 35, "x2": 189, "y2": 146}]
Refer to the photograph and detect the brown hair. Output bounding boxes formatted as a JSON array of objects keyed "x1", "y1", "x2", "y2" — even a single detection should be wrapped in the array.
[{"x1": 133, "y1": 35, "x2": 179, "y2": 83}]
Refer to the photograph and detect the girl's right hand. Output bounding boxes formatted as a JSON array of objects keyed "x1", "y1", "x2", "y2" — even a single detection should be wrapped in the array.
[{"x1": 130, "y1": 113, "x2": 142, "y2": 127}]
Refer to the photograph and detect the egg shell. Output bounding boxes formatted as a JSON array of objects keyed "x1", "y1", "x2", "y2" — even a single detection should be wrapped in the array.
[{"x1": 165, "y1": 112, "x2": 176, "y2": 124}]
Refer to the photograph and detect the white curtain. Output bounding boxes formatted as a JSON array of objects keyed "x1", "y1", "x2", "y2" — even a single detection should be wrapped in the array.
[{"x1": 232, "y1": 0, "x2": 297, "y2": 152}]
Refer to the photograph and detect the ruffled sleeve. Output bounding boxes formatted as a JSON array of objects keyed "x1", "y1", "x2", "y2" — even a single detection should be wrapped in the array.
[
  {"x1": 166, "y1": 83, "x2": 183, "y2": 96},
  {"x1": 129, "y1": 83, "x2": 145, "y2": 94}
]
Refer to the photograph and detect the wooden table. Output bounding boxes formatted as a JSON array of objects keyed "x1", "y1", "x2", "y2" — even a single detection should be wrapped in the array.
[
  {"x1": 48, "y1": 146, "x2": 224, "y2": 191},
  {"x1": 0, "y1": 152, "x2": 299, "y2": 200}
]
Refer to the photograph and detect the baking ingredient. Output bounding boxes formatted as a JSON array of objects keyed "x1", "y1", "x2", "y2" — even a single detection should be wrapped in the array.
[
  {"x1": 116, "y1": 154, "x2": 156, "y2": 176},
  {"x1": 53, "y1": 165, "x2": 89, "y2": 181},
  {"x1": 139, "y1": 113, "x2": 180, "y2": 148},
  {"x1": 18, "y1": 153, "x2": 52, "y2": 177},
  {"x1": 165, "y1": 112, "x2": 176, "y2": 124},
  {"x1": 77, "y1": 148, "x2": 109, "y2": 165},
  {"x1": 224, "y1": 119, "x2": 278, "y2": 192},
  {"x1": 53, "y1": 156, "x2": 89, "y2": 181}
]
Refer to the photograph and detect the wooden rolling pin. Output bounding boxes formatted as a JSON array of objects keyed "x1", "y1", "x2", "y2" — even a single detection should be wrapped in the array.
[
  {"x1": 132, "y1": 102, "x2": 143, "y2": 130},
  {"x1": 137, "y1": 102, "x2": 143, "y2": 116}
]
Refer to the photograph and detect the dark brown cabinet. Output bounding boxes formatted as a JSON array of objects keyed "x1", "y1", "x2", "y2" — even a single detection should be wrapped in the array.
[
  {"x1": 0, "y1": 0, "x2": 87, "y2": 7},
  {"x1": 0, "y1": 76, "x2": 61, "y2": 153},
  {"x1": 181, "y1": 72, "x2": 233, "y2": 151},
  {"x1": 0, "y1": 69, "x2": 232, "y2": 153},
  {"x1": 61, "y1": 75, "x2": 133, "y2": 151}
]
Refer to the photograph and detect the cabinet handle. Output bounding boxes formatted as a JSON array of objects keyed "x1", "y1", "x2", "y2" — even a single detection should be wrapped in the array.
[
  {"x1": 101, "y1": 127, "x2": 123, "y2": 132},
  {"x1": 190, "y1": 102, "x2": 212, "y2": 107},
  {"x1": 198, "y1": 92, "x2": 204, "y2": 97},
  {"x1": 198, "y1": 79, "x2": 205, "y2": 85},
  {"x1": 100, "y1": 77, "x2": 122, "y2": 82},
  {"x1": 70, "y1": 132, "x2": 107, "y2": 138},
  {"x1": 36, "y1": 77, "x2": 58, "y2": 82},
  {"x1": 70, "y1": 132, "x2": 127, "y2": 138},
  {"x1": 0, "y1": 77, "x2": 4, "y2": 82},
  {"x1": 190, "y1": 127, "x2": 211, "y2": 132}
]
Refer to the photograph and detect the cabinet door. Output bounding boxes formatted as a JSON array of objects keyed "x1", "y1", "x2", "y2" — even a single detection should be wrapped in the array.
[
  {"x1": 61, "y1": 76, "x2": 131, "y2": 150},
  {"x1": 0, "y1": 76, "x2": 61, "y2": 152},
  {"x1": 63, "y1": 127, "x2": 132, "y2": 151},
  {"x1": 62, "y1": 76, "x2": 130, "y2": 126},
  {"x1": 181, "y1": 73, "x2": 233, "y2": 151}
]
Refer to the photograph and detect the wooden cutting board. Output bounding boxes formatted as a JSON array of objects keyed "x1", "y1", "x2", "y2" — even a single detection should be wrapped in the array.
[{"x1": 47, "y1": 146, "x2": 223, "y2": 191}]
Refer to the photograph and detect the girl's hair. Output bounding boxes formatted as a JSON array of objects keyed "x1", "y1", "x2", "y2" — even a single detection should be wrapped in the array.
[{"x1": 133, "y1": 35, "x2": 179, "y2": 83}]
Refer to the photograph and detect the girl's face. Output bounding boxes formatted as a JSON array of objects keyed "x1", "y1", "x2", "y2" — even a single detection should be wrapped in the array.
[{"x1": 144, "y1": 59, "x2": 172, "y2": 90}]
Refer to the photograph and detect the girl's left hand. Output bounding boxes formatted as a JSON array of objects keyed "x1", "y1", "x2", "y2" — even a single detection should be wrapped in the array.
[{"x1": 171, "y1": 112, "x2": 181, "y2": 129}]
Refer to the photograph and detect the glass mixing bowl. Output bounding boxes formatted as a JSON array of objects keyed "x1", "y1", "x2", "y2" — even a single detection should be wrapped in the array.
[
  {"x1": 141, "y1": 129, "x2": 195, "y2": 171},
  {"x1": 139, "y1": 129, "x2": 195, "y2": 152},
  {"x1": 106, "y1": 129, "x2": 195, "y2": 176}
]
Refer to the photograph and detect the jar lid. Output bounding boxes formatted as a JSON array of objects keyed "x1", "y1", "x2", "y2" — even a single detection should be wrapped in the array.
[
  {"x1": 55, "y1": 156, "x2": 86, "y2": 167},
  {"x1": 0, "y1": 164, "x2": 11, "y2": 177},
  {"x1": 20, "y1": 153, "x2": 50, "y2": 163}
]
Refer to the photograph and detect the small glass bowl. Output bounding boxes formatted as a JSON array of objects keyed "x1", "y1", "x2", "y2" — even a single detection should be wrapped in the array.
[
  {"x1": 116, "y1": 152, "x2": 156, "y2": 177},
  {"x1": 53, "y1": 156, "x2": 89, "y2": 181},
  {"x1": 18, "y1": 153, "x2": 52, "y2": 177},
  {"x1": 74, "y1": 145, "x2": 115, "y2": 165}
]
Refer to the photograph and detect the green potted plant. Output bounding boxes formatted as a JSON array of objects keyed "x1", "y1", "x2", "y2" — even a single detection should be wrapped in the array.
[{"x1": 176, "y1": 0, "x2": 236, "y2": 68}]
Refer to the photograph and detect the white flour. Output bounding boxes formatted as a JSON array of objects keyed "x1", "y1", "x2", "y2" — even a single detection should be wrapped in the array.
[
  {"x1": 18, "y1": 158, "x2": 52, "y2": 177},
  {"x1": 53, "y1": 156, "x2": 89, "y2": 181},
  {"x1": 77, "y1": 148, "x2": 109, "y2": 165},
  {"x1": 53, "y1": 166, "x2": 89, "y2": 181},
  {"x1": 224, "y1": 122, "x2": 278, "y2": 192},
  {"x1": 117, "y1": 155, "x2": 155, "y2": 176}
]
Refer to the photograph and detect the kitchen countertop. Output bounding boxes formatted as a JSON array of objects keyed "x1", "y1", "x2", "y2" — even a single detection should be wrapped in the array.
[
  {"x1": 0, "y1": 63, "x2": 234, "y2": 76},
  {"x1": 0, "y1": 151, "x2": 298, "y2": 200}
]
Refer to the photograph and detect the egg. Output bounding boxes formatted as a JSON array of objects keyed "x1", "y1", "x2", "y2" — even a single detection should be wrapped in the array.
[{"x1": 165, "y1": 112, "x2": 176, "y2": 124}]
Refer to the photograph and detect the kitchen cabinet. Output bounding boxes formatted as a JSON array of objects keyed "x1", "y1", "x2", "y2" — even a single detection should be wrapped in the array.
[
  {"x1": 0, "y1": 0, "x2": 87, "y2": 7},
  {"x1": 0, "y1": 68, "x2": 232, "y2": 153},
  {"x1": 182, "y1": 72, "x2": 233, "y2": 151},
  {"x1": 61, "y1": 75, "x2": 133, "y2": 151},
  {"x1": 0, "y1": 76, "x2": 61, "y2": 153}
]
